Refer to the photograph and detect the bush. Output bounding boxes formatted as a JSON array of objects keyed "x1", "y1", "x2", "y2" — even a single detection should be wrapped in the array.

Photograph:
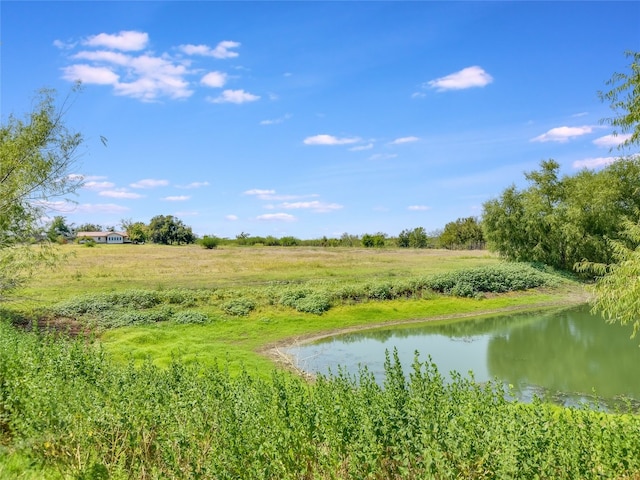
[
  {"x1": 426, "y1": 263, "x2": 557, "y2": 297},
  {"x1": 221, "y1": 298, "x2": 255, "y2": 316},
  {"x1": 172, "y1": 310, "x2": 209, "y2": 324},
  {"x1": 199, "y1": 236, "x2": 219, "y2": 249}
]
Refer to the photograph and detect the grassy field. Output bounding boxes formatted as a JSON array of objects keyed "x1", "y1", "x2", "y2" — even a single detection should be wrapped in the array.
[
  {"x1": 6, "y1": 244, "x2": 583, "y2": 375},
  {"x1": 8, "y1": 244, "x2": 640, "y2": 480}
]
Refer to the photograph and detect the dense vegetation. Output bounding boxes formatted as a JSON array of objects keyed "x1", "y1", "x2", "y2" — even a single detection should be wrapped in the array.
[
  {"x1": 1, "y1": 321, "x2": 639, "y2": 480},
  {"x1": 482, "y1": 157, "x2": 640, "y2": 272},
  {"x1": 42, "y1": 263, "x2": 560, "y2": 327}
]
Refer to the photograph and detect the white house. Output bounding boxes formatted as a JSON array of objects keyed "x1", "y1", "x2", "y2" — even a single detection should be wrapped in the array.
[{"x1": 77, "y1": 232, "x2": 129, "y2": 244}]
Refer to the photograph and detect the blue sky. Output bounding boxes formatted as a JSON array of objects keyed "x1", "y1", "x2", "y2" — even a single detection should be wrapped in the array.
[{"x1": 2, "y1": 1, "x2": 639, "y2": 238}]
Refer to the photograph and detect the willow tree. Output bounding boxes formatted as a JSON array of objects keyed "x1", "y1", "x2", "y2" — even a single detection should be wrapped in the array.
[
  {"x1": 577, "y1": 51, "x2": 640, "y2": 338},
  {"x1": 0, "y1": 87, "x2": 84, "y2": 296}
]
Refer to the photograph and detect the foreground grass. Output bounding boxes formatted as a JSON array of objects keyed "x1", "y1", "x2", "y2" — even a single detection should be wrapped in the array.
[{"x1": 1, "y1": 321, "x2": 639, "y2": 480}]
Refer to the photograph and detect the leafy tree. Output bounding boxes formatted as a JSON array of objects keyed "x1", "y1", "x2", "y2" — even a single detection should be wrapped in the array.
[
  {"x1": 482, "y1": 158, "x2": 640, "y2": 270},
  {"x1": 0, "y1": 87, "x2": 83, "y2": 295},
  {"x1": 578, "y1": 51, "x2": 640, "y2": 337},
  {"x1": 339, "y1": 233, "x2": 359, "y2": 247},
  {"x1": 397, "y1": 227, "x2": 429, "y2": 248},
  {"x1": 46, "y1": 215, "x2": 73, "y2": 242},
  {"x1": 598, "y1": 50, "x2": 640, "y2": 150},
  {"x1": 576, "y1": 218, "x2": 640, "y2": 339},
  {"x1": 440, "y1": 217, "x2": 484, "y2": 250},
  {"x1": 362, "y1": 232, "x2": 386, "y2": 248},
  {"x1": 76, "y1": 223, "x2": 103, "y2": 232},
  {"x1": 147, "y1": 215, "x2": 195, "y2": 245},
  {"x1": 121, "y1": 218, "x2": 148, "y2": 244}
]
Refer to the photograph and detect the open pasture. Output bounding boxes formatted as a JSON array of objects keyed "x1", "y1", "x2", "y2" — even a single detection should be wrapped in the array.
[{"x1": 9, "y1": 244, "x2": 581, "y2": 374}]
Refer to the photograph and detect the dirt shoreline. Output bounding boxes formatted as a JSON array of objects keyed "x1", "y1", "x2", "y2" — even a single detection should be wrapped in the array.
[{"x1": 259, "y1": 290, "x2": 591, "y2": 376}]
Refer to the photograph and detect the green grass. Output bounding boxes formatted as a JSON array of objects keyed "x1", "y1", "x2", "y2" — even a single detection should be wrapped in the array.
[{"x1": 4, "y1": 244, "x2": 583, "y2": 375}]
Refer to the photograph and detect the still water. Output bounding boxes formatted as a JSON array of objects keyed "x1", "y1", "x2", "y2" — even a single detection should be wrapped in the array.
[{"x1": 286, "y1": 305, "x2": 640, "y2": 409}]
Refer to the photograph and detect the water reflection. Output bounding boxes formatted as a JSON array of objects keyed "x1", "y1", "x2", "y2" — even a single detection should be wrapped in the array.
[{"x1": 286, "y1": 305, "x2": 640, "y2": 409}]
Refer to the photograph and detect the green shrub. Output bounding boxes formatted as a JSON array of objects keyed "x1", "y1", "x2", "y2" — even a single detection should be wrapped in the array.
[
  {"x1": 221, "y1": 298, "x2": 256, "y2": 316},
  {"x1": 426, "y1": 263, "x2": 557, "y2": 297},
  {"x1": 172, "y1": 310, "x2": 209, "y2": 324},
  {"x1": 292, "y1": 293, "x2": 331, "y2": 314},
  {"x1": 199, "y1": 235, "x2": 219, "y2": 249}
]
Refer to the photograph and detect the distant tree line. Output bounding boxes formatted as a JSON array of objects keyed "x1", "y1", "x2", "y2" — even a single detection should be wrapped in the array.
[{"x1": 46, "y1": 214, "x2": 486, "y2": 250}]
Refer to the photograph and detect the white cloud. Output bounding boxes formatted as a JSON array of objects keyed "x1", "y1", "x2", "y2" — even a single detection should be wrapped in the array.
[
  {"x1": 260, "y1": 113, "x2": 292, "y2": 125},
  {"x1": 280, "y1": 201, "x2": 343, "y2": 213},
  {"x1": 592, "y1": 133, "x2": 632, "y2": 148},
  {"x1": 208, "y1": 89, "x2": 260, "y2": 104},
  {"x1": 411, "y1": 92, "x2": 427, "y2": 99},
  {"x1": 407, "y1": 205, "x2": 431, "y2": 211},
  {"x1": 180, "y1": 181, "x2": 210, "y2": 189},
  {"x1": 59, "y1": 33, "x2": 247, "y2": 102},
  {"x1": 75, "y1": 203, "x2": 131, "y2": 214},
  {"x1": 369, "y1": 153, "x2": 397, "y2": 160},
  {"x1": 179, "y1": 40, "x2": 240, "y2": 59},
  {"x1": 53, "y1": 39, "x2": 76, "y2": 50},
  {"x1": 257, "y1": 213, "x2": 296, "y2": 222},
  {"x1": 531, "y1": 126, "x2": 594, "y2": 143},
  {"x1": 225, "y1": 214, "x2": 239, "y2": 221},
  {"x1": 163, "y1": 195, "x2": 190, "y2": 201},
  {"x1": 349, "y1": 143, "x2": 374, "y2": 151},
  {"x1": 64, "y1": 49, "x2": 193, "y2": 101},
  {"x1": 83, "y1": 31, "x2": 149, "y2": 51},
  {"x1": 427, "y1": 66, "x2": 493, "y2": 91},
  {"x1": 201, "y1": 71, "x2": 227, "y2": 88},
  {"x1": 62, "y1": 64, "x2": 119, "y2": 85},
  {"x1": 99, "y1": 190, "x2": 144, "y2": 199},
  {"x1": 389, "y1": 136, "x2": 419, "y2": 145},
  {"x1": 572, "y1": 156, "x2": 617, "y2": 169},
  {"x1": 572, "y1": 112, "x2": 589, "y2": 118},
  {"x1": 245, "y1": 189, "x2": 276, "y2": 196},
  {"x1": 130, "y1": 179, "x2": 169, "y2": 189},
  {"x1": 83, "y1": 180, "x2": 115, "y2": 190},
  {"x1": 303, "y1": 134, "x2": 361, "y2": 146}
]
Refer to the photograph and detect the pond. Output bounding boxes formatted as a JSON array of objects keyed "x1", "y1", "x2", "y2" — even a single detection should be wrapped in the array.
[{"x1": 285, "y1": 305, "x2": 640, "y2": 410}]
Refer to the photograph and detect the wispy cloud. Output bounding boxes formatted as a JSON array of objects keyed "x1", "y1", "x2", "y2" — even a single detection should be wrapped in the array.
[
  {"x1": 83, "y1": 180, "x2": 115, "y2": 190},
  {"x1": 304, "y1": 134, "x2": 361, "y2": 146},
  {"x1": 256, "y1": 213, "x2": 296, "y2": 222},
  {"x1": 531, "y1": 125, "x2": 594, "y2": 143},
  {"x1": 592, "y1": 133, "x2": 632, "y2": 148},
  {"x1": 99, "y1": 189, "x2": 144, "y2": 199},
  {"x1": 179, "y1": 41, "x2": 240, "y2": 59},
  {"x1": 572, "y1": 156, "x2": 617, "y2": 169},
  {"x1": 407, "y1": 205, "x2": 431, "y2": 211},
  {"x1": 207, "y1": 89, "x2": 260, "y2": 104},
  {"x1": 225, "y1": 214, "x2": 239, "y2": 221},
  {"x1": 260, "y1": 113, "x2": 292, "y2": 125},
  {"x1": 130, "y1": 179, "x2": 169, "y2": 189},
  {"x1": 389, "y1": 136, "x2": 419, "y2": 145},
  {"x1": 349, "y1": 143, "x2": 374, "y2": 151},
  {"x1": 427, "y1": 66, "x2": 493, "y2": 91},
  {"x1": 179, "y1": 181, "x2": 210, "y2": 189},
  {"x1": 245, "y1": 189, "x2": 276, "y2": 197},
  {"x1": 163, "y1": 195, "x2": 190, "y2": 201},
  {"x1": 279, "y1": 201, "x2": 343, "y2": 213},
  {"x1": 369, "y1": 153, "x2": 397, "y2": 160}
]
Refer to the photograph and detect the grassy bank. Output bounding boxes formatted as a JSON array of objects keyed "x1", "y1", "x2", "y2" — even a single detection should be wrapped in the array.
[{"x1": 5, "y1": 244, "x2": 581, "y2": 373}]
